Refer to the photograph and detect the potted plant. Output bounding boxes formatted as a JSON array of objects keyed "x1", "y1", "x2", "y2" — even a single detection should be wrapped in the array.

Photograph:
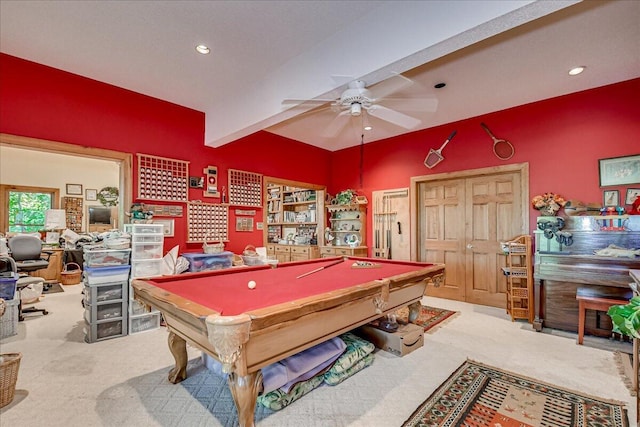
[{"x1": 608, "y1": 296, "x2": 640, "y2": 338}]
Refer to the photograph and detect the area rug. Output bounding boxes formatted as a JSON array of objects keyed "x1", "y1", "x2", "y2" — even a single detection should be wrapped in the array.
[
  {"x1": 394, "y1": 305, "x2": 457, "y2": 332},
  {"x1": 402, "y1": 359, "x2": 629, "y2": 427},
  {"x1": 614, "y1": 351, "x2": 635, "y2": 396}
]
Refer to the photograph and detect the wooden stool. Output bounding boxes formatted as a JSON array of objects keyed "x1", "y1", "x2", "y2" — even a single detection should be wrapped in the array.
[{"x1": 576, "y1": 287, "x2": 632, "y2": 345}]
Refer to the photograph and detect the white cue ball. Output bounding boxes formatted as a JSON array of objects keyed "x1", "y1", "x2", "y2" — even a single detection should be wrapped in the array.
[{"x1": 248, "y1": 280, "x2": 256, "y2": 289}]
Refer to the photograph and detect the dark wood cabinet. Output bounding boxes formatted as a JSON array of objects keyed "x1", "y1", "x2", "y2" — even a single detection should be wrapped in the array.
[{"x1": 533, "y1": 216, "x2": 640, "y2": 335}]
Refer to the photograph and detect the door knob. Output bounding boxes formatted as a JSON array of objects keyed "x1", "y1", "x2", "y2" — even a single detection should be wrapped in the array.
[{"x1": 466, "y1": 243, "x2": 474, "y2": 249}]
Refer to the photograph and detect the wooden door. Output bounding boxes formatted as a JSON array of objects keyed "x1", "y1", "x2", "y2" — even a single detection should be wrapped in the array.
[
  {"x1": 417, "y1": 179, "x2": 466, "y2": 301},
  {"x1": 464, "y1": 172, "x2": 523, "y2": 307},
  {"x1": 412, "y1": 164, "x2": 528, "y2": 308}
]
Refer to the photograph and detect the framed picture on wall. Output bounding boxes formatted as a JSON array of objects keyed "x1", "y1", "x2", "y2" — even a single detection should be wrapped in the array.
[
  {"x1": 85, "y1": 188, "x2": 98, "y2": 201},
  {"x1": 599, "y1": 155, "x2": 640, "y2": 187},
  {"x1": 66, "y1": 183, "x2": 83, "y2": 195},
  {"x1": 603, "y1": 190, "x2": 619, "y2": 207},
  {"x1": 626, "y1": 188, "x2": 640, "y2": 205}
]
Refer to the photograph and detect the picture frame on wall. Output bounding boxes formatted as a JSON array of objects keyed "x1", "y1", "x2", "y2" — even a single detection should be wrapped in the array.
[
  {"x1": 599, "y1": 155, "x2": 640, "y2": 187},
  {"x1": 66, "y1": 183, "x2": 83, "y2": 195},
  {"x1": 154, "y1": 219, "x2": 174, "y2": 237},
  {"x1": 85, "y1": 188, "x2": 98, "y2": 201},
  {"x1": 626, "y1": 188, "x2": 640, "y2": 205},
  {"x1": 603, "y1": 190, "x2": 619, "y2": 207}
]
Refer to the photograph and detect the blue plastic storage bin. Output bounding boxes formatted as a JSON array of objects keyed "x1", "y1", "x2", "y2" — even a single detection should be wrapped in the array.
[
  {"x1": 182, "y1": 252, "x2": 233, "y2": 272},
  {"x1": 84, "y1": 265, "x2": 131, "y2": 285},
  {"x1": 0, "y1": 272, "x2": 19, "y2": 300}
]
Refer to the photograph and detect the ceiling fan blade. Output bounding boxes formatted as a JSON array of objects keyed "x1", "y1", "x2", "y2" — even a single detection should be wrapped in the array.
[
  {"x1": 367, "y1": 105, "x2": 421, "y2": 129},
  {"x1": 282, "y1": 98, "x2": 335, "y2": 105},
  {"x1": 322, "y1": 110, "x2": 351, "y2": 138},
  {"x1": 381, "y1": 97, "x2": 438, "y2": 112},
  {"x1": 369, "y1": 73, "x2": 414, "y2": 100}
]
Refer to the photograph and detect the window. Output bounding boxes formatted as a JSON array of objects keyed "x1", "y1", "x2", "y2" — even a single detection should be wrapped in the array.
[{"x1": 0, "y1": 185, "x2": 60, "y2": 233}]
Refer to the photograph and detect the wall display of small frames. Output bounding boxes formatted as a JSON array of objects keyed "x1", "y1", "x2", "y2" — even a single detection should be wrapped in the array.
[
  {"x1": 187, "y1": 201, "x2": 229, "y2": 243},
  {"x1": 228, "y1": 169, "x2": 262, "y2": 207},
  {"x1": 137, "y1": 153, "x2": 189, "y2": 202}
]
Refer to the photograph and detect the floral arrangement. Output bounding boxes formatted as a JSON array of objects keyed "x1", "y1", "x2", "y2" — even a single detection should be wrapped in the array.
[{"x1": 531, "y1": 192, "x2": 566, "y2": 215}]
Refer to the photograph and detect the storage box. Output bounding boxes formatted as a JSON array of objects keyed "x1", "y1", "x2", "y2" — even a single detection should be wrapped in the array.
[
  {"x1": 182, "y1": 252, "x2": 233, "y2": 272},
  {"x1": 357, "y1": 323, "x2": 424, "y2": 357},
  {"x1": 83, "y1": 248, "x2": 131, "y2": 267},
  {"x1": 84, "y1": 265, "x2": 131, "y2": 285},
  {"x1": 0, "y1": 273, "x2": 18, "y2": 300},
  {"x1": 0, "y1": 294, "x2": 20, "y2": 339}
]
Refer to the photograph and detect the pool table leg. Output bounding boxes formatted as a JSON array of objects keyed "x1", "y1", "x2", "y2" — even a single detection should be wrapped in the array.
[
  {"x1": 167, "y1": 331, "x2": 188, "y2": 384},
  {"x1": 408, "y1": 300, "x2": 422, "y2": 323},
  {"x1": 228, "y1": 370, "x2": 263, "y2": 427}
]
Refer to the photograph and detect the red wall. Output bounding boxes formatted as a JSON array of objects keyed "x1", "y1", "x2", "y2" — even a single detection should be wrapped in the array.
[
  {"x1": 331, "y1": 78, "x2": 640, "y2": 239},
  {"x1": 0, "y1": 53, "x2": 331, "y2": 254},
  {"x1": 2, "y1": 52, "x2": 639, "y2": 255}
]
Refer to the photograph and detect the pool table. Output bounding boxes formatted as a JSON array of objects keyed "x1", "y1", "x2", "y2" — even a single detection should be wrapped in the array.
[{"x1": 132, "y1": 256, "x2": 445, "y2": 426}]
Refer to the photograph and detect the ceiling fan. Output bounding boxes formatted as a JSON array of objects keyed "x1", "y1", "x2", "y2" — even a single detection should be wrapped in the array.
[{"x1": 283, "y1": 74, "x2": 438, "y2": 138}]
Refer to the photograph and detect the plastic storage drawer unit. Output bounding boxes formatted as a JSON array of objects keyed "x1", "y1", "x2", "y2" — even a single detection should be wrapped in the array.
[
  {"x1": 84, "y1": 319, "x2": 127, "y2": 343},
  {"x1": 83, "y1": 281, "x2": 127, "y2": 305},
  {"x1": 84, "y1": 300, "x2": 127, "y2": 323},
  {"x1": 131, "y1": 242, "x2": 163, "y2": 260},
  {"x1": 124, "y1": 224, "x2": 164, "y2": 234},
  {"x1": 182, "y1": 252, "x2": 233, "y2": 272},
  {"x1": 130, "y1": 259, "x2": 163, "y2": 278},
  {"x1": 129, "y1": 311, "x2": 161, "y2": 334},
  {"x1": 84, "y1": 265, "x2": 131, "y2": 285}
]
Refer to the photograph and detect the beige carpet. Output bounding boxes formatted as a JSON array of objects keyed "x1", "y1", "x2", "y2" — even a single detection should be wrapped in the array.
[{"x1": 0, "y1": 284, "x2": 635, "y2": 426}]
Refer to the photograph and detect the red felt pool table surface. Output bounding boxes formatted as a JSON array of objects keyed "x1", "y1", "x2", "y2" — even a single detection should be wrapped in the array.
[{"x1": 144, "y1": 257, "x2": 435, "y2": 316}]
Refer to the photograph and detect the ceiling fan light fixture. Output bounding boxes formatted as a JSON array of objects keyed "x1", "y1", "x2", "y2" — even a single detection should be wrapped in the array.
[
  {"x1": 195, "y1": 44, "x2": 210, "y2": 55},
  {"x1": 568, "y1": 66, "x2": 585, "y2": 76},
  {"x1": 350, "y1": 103, "x2": 362, "y2": 116}
]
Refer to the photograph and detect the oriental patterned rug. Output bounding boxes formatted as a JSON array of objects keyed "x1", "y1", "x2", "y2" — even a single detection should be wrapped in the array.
[
  {"x1": 402, "y1": 359, "x2": 628, "y2": 427},
  {"x1": 395, "y1": 305, "x2": 457, "y2": 332}
]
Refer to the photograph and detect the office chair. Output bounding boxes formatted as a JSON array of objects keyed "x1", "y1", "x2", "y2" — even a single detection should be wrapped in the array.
[{"x1": 8, "y1": 234, "x2": 51, "y2": 319}]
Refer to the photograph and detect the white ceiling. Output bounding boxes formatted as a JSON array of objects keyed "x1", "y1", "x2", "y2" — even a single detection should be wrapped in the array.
[{"x1": 1, "y1": 1, "x2": 638, "y2": 152}]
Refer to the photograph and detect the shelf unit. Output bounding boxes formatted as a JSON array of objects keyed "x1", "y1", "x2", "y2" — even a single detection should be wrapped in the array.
[
  {"x1": 263, "y1": 179, "x2": 325, "y2": 262},
  {"x1": 501, "y1": 234, "x2": 533, "y2": 323},
  {"x1": 322, "y1": 203, "x2": 367, "y2": 257},
  {"x1": 125, "y1": 223, "x2": 163, "y2": 334},
  {"x1": 83, "y1": 267, "x2": 130, "y2": 343}
]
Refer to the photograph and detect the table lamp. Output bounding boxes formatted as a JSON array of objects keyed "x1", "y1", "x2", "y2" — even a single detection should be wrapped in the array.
[{"x1": 44, "y1": 209, "x2": 67, "y2": 244}]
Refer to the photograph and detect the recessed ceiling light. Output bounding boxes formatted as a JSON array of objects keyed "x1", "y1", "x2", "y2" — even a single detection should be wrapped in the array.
[
  {"x1": 568, "y1": 66, "x2": 586, "y2": 76},
  {"x1": 364, "y1": 125, "x2": 373, "y2": 131},
  {"x1": 195, "y1": 44, "x2": 210, "y2": 55}
]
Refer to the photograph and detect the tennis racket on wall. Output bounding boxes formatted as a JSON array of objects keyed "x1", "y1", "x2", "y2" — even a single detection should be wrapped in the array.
[
  {"x1": 424, "y1": 130, "x2": 457, "y2": 169},
  {"x1": 480, "y1": 123, "x2": 514, "y2": 160}
]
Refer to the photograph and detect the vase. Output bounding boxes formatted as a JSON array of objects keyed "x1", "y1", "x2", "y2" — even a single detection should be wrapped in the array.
[{"x1": 538, "y1": 207, "x2": 557, "y2": 216}]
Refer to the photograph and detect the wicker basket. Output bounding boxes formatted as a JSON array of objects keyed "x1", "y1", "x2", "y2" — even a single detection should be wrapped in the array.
[
  {"x1": 202, "y1": 234, "x2": 225, "y2": 254},
  {"x1": 241, "y1": 245, "x2": 263, "y2": 266},
  {"x1": 0, "y1": 352, "x2": 22, "y2": 408},
  {"x1": 60, "y1": 262, "x2": 82, "y2": 285}
]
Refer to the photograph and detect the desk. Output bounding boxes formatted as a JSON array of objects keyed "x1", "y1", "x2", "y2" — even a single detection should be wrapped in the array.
[
  {"x1": 29, "y1": 248, "x2": 63, "y2": 282},
  {"x1": 132, "y1": 257, "x2": 444, "y2": 427}
]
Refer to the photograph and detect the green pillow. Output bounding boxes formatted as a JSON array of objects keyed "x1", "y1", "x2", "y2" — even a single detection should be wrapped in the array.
[
  {"x1": 324, "y1": 353, "x2": 375, "y2": 386},
  {"x1": 326, "y1": 332, "x2": 375, "y2": 375},
  {"x1": 257, "y1": 373, "x2": 324, "y2": 411}
]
